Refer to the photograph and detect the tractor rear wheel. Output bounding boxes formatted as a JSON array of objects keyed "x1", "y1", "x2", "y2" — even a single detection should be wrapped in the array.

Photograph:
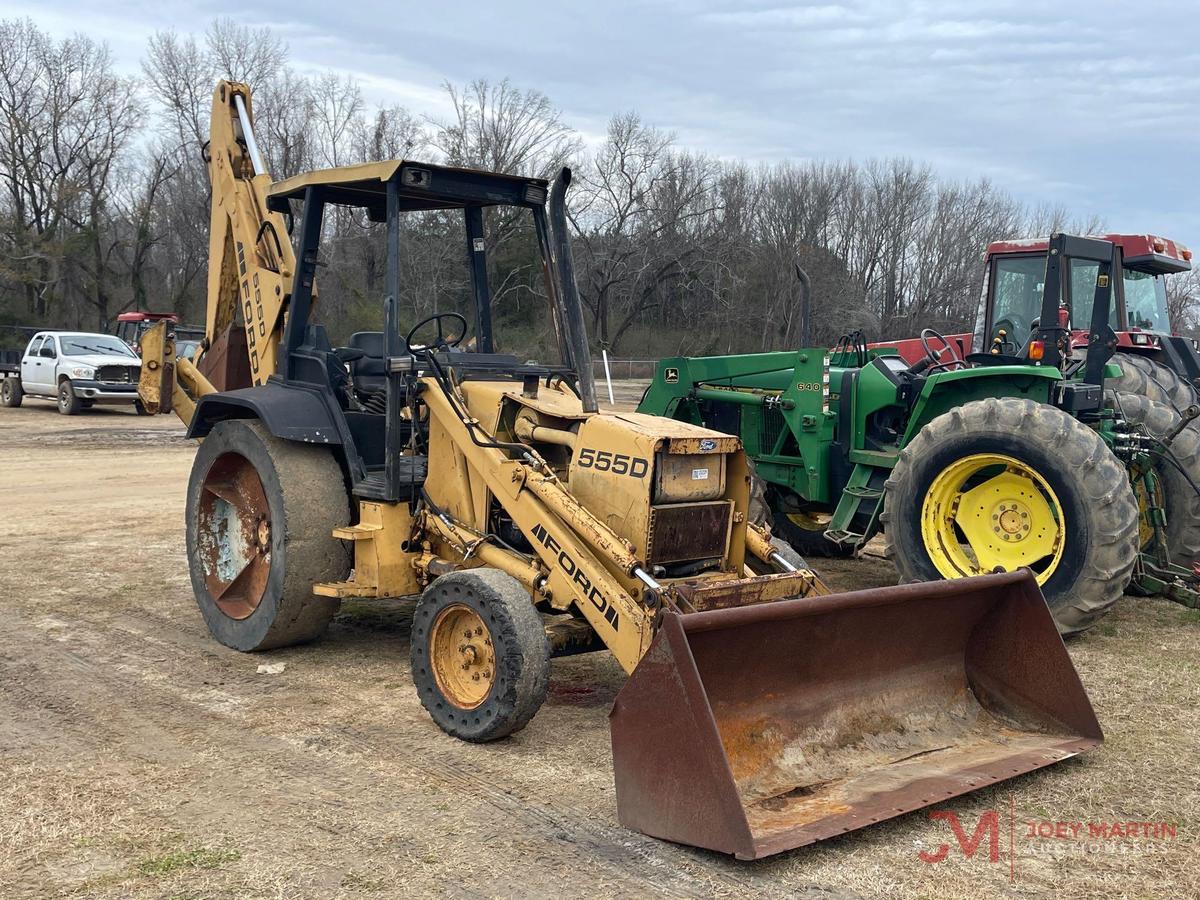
[
  {"x1": 1110, "y1": 392, "x2": 1200, "y2": 590},
  {"x1": 411, "y1": 568, "x2": 550, "y2": 742},
  {"x1": 1110, "y1": 352, "x2": 1197, "y2": 413},
  {"x1": 882, "y1": 397, "x2": 1139, "y2": 634},
  {"x1": 185, "y1": 419, "x2": 351, "y2": 651}
]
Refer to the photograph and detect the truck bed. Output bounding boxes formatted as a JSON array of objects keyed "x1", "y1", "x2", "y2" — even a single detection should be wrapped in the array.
[{"x1": 0, "y1": 348, "x2": 20, "y2": 376}]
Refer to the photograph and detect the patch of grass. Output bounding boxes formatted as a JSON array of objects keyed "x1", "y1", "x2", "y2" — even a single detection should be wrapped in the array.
[
  {"x1": 138, "y1": 847, "x2": 241, "y2": 877},
  {"x1": 1095, "y1": 622, "x2": 1119, "y2": 637},
  {"x1": 342, "y1": 871, "x2": 385, "y2": 892}
]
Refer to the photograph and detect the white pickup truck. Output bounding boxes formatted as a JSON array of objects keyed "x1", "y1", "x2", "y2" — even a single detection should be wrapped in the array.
[{"x1": 0, "y1": 331, "x2": 147, "y2": 415}]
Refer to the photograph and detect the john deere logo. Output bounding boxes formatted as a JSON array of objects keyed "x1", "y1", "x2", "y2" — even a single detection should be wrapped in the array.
[{"x1": 665, "y1": 367, "x2": 679, "y2": 383}]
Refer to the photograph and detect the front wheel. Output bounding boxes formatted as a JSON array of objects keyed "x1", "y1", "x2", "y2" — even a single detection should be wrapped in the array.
[
  {"x1": 411, "y1": 568, "x2": 550, "y2": 742},
  {"x1": 882, "y1": 397, "x2": 1139, "y2": 634},
  {"x1": 57, "y1": 380, "x2": 81, "y2": 415}
]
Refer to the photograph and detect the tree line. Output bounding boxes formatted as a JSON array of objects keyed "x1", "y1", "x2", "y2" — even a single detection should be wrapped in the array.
[{"x1": 2, "y1": 17, "x2": 1196, "y2": 357}]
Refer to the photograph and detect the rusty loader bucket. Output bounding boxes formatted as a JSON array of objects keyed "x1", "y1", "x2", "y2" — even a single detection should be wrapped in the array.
[{"x1": 610, "y1": 570, "x2": 1102, "y2": 859}]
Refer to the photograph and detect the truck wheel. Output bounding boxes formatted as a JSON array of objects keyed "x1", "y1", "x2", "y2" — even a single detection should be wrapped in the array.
[
  {"x1": 186, "y1": 419, "x2": 351, "y2": 651},
  {"x1": 57, "y1": 380, "x2": 81, "y2": 415},
  {"x1": 882, "y1": 397, "x2": 1138, "y2": 634},
  {"x1": 411, "y1": 568, "x2": 550, "y2": 743},
  {"x1": 1110, "y1": 353, "x2": 1196, "y2": 413},
  {"x1": 1, "y1": 377, "x2": 21, "y2": 408},
  {"x1": 1111, "y1": 392, "x2": 1200, "y2": 586}
]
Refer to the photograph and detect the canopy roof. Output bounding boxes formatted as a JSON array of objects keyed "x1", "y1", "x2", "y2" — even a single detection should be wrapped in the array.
[{"x1": 266, "y1": 160, "x2": 549, "y2": 220}]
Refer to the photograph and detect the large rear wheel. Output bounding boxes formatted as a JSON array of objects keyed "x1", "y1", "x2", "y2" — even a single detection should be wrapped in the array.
[
  {"x1": 1110, "y1": 352, "x2": 1197, "y2": 413},
  {"x1": 1111, "y1": 392, "x2": 1200, "y2": 590},
  {"x1": 185, "y1": 419, "x2": 351, "y2": 651},
  {"x1": 882, "y1": 397, "x2": 1139, "y2": 634}
]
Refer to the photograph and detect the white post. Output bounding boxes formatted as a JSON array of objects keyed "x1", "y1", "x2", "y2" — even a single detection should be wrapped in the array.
[{"x1": 602, "y1": 348, "x2": 615, "y2": 405}]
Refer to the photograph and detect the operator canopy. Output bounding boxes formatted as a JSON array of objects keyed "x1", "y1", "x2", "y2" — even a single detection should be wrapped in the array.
[{"x1": 266, "y1": 160, "x2": 550, "y2": 221}]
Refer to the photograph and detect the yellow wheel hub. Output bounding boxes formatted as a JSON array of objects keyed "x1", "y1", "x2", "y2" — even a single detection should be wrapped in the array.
[
  {"x1": 921, "y1": 453, "x2": 1065, "y2": 584},
  {"x1": 787, "y1": 510, "x2": 831, "y2": 532},
  {"x1": 430, "y1": 604, "x2": 495, "y2": 709}
]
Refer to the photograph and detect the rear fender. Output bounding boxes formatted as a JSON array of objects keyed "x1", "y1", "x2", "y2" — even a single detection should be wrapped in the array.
[
  {"x1": 188, "y1": 379, "x2": 345, "y2": 446},
  {"x1": 902, "y1": 367, "x2": 1060, "y2": 443}
]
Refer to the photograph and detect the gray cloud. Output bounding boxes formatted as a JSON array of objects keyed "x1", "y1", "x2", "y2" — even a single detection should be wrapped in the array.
[{"x1": 7, "y1": 0, "x2": 1198, "y2": 245}]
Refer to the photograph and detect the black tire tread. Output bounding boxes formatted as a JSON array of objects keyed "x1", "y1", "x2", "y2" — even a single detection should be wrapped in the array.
[
  {"x1": 187, "y1": 419, "x2": 351, "y2": 651},
  {"x1": 1, "y1": 377, "x2": 21, "y2": 408},
  {"x1": 411, "y1": 568, "x2": 550, "y2": 743},
  {"x1": 1111, "y1": 391, "x2": 1200, "y2": 566},
  {"x1": 1111, "y1": 353, "x2": 1196, "y2": 412},
  {"x1": 880, "y1": 397, "x2": 1138, "y2": 634}
]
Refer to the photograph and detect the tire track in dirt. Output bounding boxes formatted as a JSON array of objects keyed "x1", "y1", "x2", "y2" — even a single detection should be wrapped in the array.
[{"x1": 2, "y1": 607, "x2": 812, "y2": 899}]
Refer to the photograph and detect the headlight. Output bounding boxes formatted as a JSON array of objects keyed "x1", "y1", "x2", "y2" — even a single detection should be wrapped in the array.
[{"x1": 70, "y1": 366, "x2": 94, "y2": 378}]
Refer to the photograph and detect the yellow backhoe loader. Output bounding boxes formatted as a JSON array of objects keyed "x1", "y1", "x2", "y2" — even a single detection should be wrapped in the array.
[{"x1": 145, "y1": 82, "x2": 1102, "y2": 859}]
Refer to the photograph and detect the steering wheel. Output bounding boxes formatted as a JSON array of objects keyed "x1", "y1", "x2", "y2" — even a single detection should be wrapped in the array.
[
  {"x1": 920, "y1": 328, "x2": 967, "y2": 371},
  {"x1": 405, "y1": 312, "x2": 468, "y2": 353}
]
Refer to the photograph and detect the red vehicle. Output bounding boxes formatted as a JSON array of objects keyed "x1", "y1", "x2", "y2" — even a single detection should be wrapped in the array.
[
  {"x1": 876, "y1": 233, "x2": 1197, "y2": 405},
  {"x1": 114, "y1": 312, "x2": 204, "y2": 353}
]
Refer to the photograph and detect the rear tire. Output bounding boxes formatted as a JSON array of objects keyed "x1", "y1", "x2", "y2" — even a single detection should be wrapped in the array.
[
  {"x1": 186, "y1": 419, "x2": 351, "y2": 651},
  {"x1": 1, "y1": 377, "x2": 21, "y2": 408},
  {"x1": 57, "y1": 380, "x2": 81, "y2": 415},
  {"x1": 1111, "y1": 392, "x2": 1200, "y2": 583},
  {"x1": 411, "y1": 568, "x2": 550, "y2": 742},
  {"x1": 882, "y1": 397, "x2": 1138, "y2": 634},
  {"x1": 1110, "y1": 353, "x2": 1196, "y2": 412}
]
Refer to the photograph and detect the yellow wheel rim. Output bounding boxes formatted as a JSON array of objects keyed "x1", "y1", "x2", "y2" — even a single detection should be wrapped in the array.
[
  {"x1": 430, "y1": 604, "x2": 495, "y2": 710},
  {"x1": 786, "y1": 510, "x2": 831, "y2": 532},
  {"x1": 921, "y1": 453, "x2": 1065, "y2": 584}
]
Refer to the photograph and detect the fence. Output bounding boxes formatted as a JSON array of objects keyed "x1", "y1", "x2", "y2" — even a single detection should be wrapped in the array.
[{"x1": 589, "y1": 357, "x2": 658, "y2": 381}]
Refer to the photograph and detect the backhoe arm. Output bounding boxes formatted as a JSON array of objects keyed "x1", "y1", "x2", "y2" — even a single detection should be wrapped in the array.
[{"x1": 138, "y1": 80, "x2": 297, "y2": 421}]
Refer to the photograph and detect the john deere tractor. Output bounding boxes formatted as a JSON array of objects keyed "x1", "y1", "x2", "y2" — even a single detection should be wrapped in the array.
[{"x1": 639, "y1": 234, "x2": 1200, "y2": 632}]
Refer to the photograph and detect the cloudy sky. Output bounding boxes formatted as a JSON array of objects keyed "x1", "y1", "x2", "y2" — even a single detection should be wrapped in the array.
[{"x1": 11, "y1": 0, "x2": 1200, "y2": 247}]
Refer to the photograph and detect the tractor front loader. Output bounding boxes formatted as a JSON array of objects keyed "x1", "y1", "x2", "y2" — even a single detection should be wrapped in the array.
[
  {"x1": 169, "y1": 82, "x2": 1102, "y2": 859},
  {"x1": 640, "y1": 234, "x2": 1200, "y2": 633}
]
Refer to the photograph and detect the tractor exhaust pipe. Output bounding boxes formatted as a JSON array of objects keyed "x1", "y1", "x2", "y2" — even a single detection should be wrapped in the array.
[{"x1": 548, "y1": 168, "x2": 598, "y2": 413}]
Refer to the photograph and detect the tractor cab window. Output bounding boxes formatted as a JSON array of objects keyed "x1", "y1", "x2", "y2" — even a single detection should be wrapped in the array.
[
  {"x1": 989, "y1": 255, "x2": 1045, "y2": 347},
  {"x1": 1067, "y1": 260, "x2": 1119, "y2": 332},
  {"x1": 1123, "y1": 269, "x2": 1170, "y2": 332}
]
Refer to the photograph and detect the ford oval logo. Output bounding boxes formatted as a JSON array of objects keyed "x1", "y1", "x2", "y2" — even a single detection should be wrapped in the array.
[{"x1": 699, "y1": 439, "x2": 716, "y2": 451}]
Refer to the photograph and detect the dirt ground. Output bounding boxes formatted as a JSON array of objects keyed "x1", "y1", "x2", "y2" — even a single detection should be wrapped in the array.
[{"x1": 1, "y1": 391, "x2": 1197, "y2": 899}]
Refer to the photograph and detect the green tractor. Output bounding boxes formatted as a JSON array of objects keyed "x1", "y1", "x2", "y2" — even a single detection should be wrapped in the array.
[{"x1": 639, "y1": 234, "x2": 1200, "y2": 632}]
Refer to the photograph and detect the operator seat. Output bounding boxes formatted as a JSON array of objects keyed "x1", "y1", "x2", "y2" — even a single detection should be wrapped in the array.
[{"x1": 347, "y1": 331, "x2": 390, "y2": 400}]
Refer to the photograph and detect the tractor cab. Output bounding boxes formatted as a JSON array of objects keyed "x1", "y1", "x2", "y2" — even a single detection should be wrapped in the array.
[
  {"x1": 978, "y1": 233, "x2": 1193, "y2": 359},
  {"x1": 187, "y1": 159, "x2": 597, "y2": 506}
]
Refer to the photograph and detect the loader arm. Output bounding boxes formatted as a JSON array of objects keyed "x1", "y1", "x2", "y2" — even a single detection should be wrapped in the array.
[{"x1": 138, "y1": 81, "x2": 297, "y2": 421}]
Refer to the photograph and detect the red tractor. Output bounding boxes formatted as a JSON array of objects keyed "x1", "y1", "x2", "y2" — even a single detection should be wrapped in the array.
[
  {"x1": 877, "y1": 233, "x2": 1197, "y2": 408},
  {"x1": 114, "y1": 312, "x2": 205, "y2": 357}
]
